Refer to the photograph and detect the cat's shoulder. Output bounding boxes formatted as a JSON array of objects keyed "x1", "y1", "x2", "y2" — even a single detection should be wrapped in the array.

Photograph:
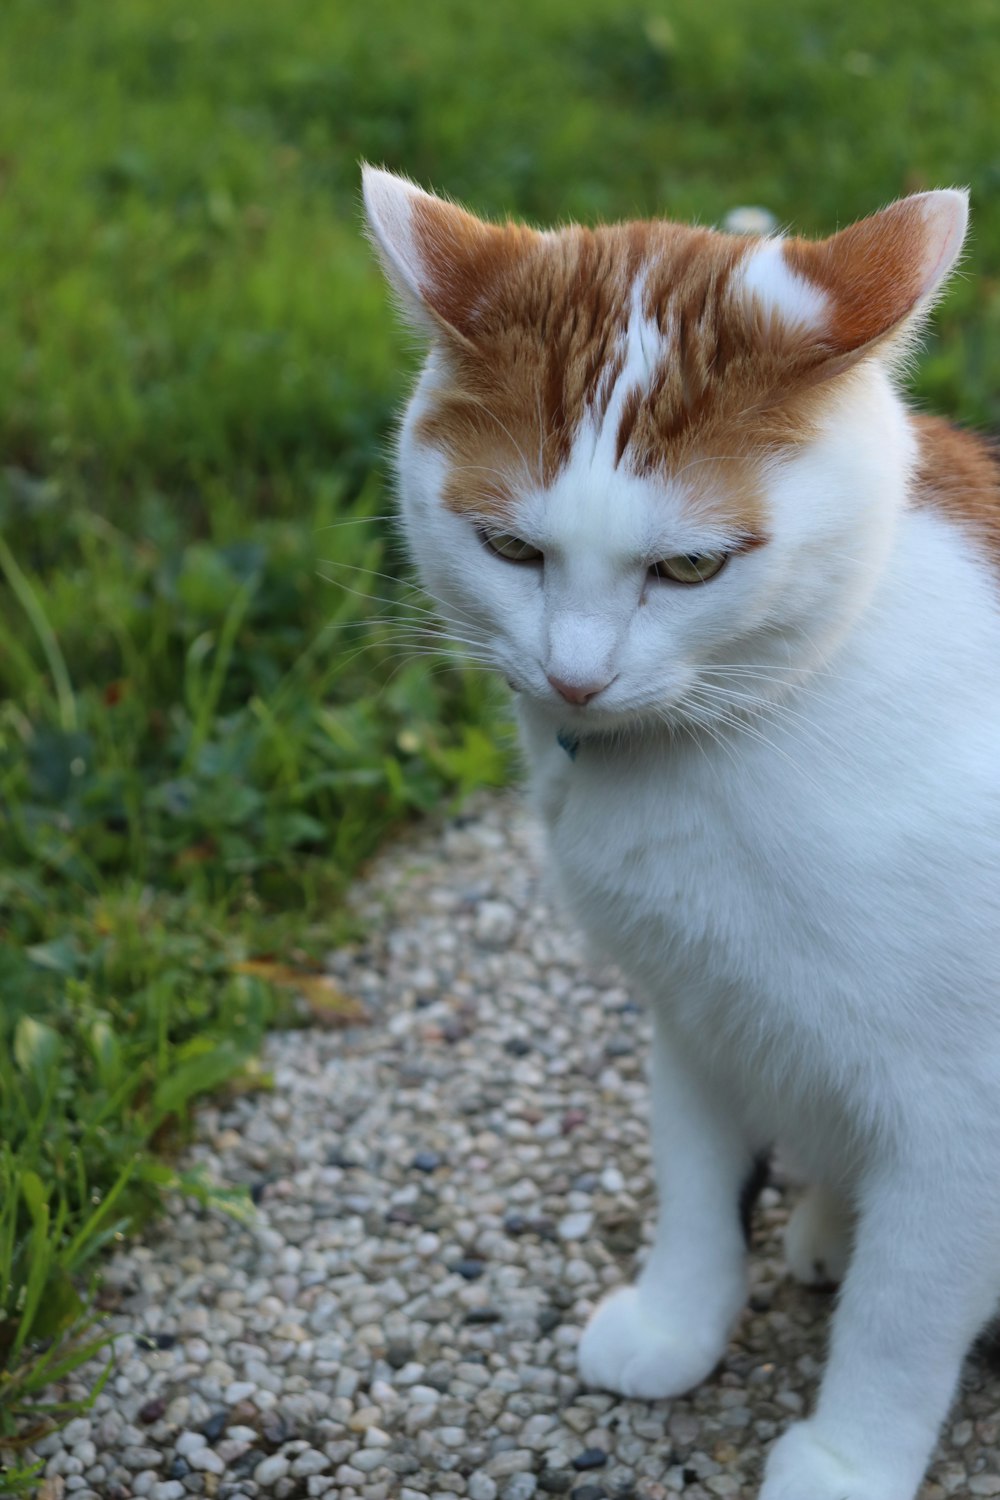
[{"x1": 910, "y1": 413, "x2": 1000, "y2": 567}]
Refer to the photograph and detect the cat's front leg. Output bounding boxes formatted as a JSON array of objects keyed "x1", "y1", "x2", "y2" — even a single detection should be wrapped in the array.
[
  {"x1": 761, "y1": 1154, "x2": 1000, "y2": 1500},
  {"x1": 578, "y1": 1009, "x2": 756, "y2": 1399}
]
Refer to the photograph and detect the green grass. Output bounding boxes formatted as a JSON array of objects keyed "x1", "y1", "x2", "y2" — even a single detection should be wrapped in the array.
[{"x1": 0, "y1": 0, "x2": 998, "y2": 1474}]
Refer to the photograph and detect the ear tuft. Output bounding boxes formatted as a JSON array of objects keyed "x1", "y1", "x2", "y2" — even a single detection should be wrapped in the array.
[{"x1": 781, "y1": 188, "x2": 970, "y2": 358}]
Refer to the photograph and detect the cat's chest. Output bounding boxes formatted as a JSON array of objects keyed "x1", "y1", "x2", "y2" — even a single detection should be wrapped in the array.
[
  {"x1": 531, "y1": 727, "x2": 796, "y2": 965},
  {"x1": 518, "y1": 701, "x2": 970, "y2": 1004}
]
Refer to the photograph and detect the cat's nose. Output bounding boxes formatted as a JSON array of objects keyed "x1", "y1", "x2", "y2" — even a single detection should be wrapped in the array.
[{"x1": 547, "y1": 673, "x2": 613, "y2": 705}]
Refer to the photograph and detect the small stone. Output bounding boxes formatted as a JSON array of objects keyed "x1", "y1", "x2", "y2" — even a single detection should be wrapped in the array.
[
  {"x1": 349, "y1": 1406, "x2": 383, "y2": 1432},
  {"x1": 464, "y1": 1306, "x2": 501, "y2": 1325},
  {"x1": 437, "y1": 1428, "x2": 467, "y2": 1449},
  {"x1": 352, "y1": 1447, "x2": 390, "y2": 1473},
  {"x1": 290, "y1": 1449, "x2": 330, "y2": 1478},
  {"x1": 139, "y1": 1398, "x2": 167, "y2": 1425},
  {"x1": 412, "y1": 1151, "x2": 442, "y2": 1173},
  {"x1": 254, "y1": 1454, "x2": 291, "y2": 1485},
  {"x1": 469, "y1": 1477, "x2": 499, "y2": 1500},
  {"x1": 451, "y1": 1258, "x2": 486, "y2": 1280},
  {"x1": 504, "y1": 1038, "x2": 532, "y2": 1057},
  {"x1": 225, "y1": 1381, "x2": 257, "y2": 1404},
  {"x1": 558, "y1": 1212, "x2": 593, "y2": 1241},
  {"x1": 151, "y1": 1486, "x2": 186, "y2": 1500},
  {"x1": 485, "y1": 1451, "x2": 534, "y2": 1479},
  {"x1": 572, "y1": 1451, "x2": 608, "y2": 1472},
  {"x1": 201, "y1": 1412, "x2": 228, "y2": 1443},
  {"x1": 188, "y1": 1447, "x2": 224, "y2": 1475},
  {"x1": 475, "y1": 900, "x2": 517, "y2": 944},
  {"x1": 538, "y1": 1474, "x2": 573, "y2": 1494},
  {"x1": 175, "y1": 1433, "x2": 206, "y2": 1459},
  {"x1": 570, "y1": 1488, "x2": 608, "y2": 1500},
  {"x1": 503, "y1": 1478, "x2": 538, "y2": 1500},
  {"x1": 260, "y1": 1411, "x2": 291, "y2": 1446}
]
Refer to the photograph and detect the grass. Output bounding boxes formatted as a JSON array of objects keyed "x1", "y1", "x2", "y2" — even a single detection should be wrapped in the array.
[{"x1": 0, "y1": 0, "x2": 998, "y2": 1478}]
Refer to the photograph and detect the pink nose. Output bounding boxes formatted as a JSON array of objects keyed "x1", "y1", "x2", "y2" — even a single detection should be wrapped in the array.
[{"x1": 547, "y1": 674, "x2": 611, "y2": 705}]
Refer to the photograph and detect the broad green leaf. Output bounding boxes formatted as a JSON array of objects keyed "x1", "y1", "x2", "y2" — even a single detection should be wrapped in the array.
[
  {"x1": 12, "y1": 1020, "x2": 60, "y2": 1088},
  {"x1": 152, "y1": 1041, "x2": 251, "y2": 1120}
]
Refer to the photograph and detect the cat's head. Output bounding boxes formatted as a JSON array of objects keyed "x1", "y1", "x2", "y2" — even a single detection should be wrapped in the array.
[{"x1": 363, "y1": 168, "x2": 967, "y2": 734}]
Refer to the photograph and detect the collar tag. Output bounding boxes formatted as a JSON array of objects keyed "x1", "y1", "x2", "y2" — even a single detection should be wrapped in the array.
[{"x1": 556, "y1": 729, "x2": 580, "y2": 761}]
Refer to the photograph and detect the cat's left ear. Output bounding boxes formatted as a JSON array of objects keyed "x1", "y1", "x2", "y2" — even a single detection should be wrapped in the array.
[
  {"x1": 745, "y1": 190, "x2": 968, "y2": 363},
  {"x1": 362, "y1": 165, "x2": 535, "y2": 344}
]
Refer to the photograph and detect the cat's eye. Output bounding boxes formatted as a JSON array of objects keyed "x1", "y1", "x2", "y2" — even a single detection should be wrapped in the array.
[
  {"x1": 650, "y1": 552, "x2": 728, "y2": 585},
  {"x1": 481, "y1": 531, "x2": 543, "y2": 563}
]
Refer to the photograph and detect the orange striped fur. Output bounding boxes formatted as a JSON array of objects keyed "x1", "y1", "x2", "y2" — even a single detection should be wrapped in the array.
[{"x1": 366, "y1": 173, "x2": 976, "y2": 545}]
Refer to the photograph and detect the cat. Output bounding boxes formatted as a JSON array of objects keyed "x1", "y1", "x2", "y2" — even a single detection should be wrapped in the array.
[{"x1": 363, "y1": 164, "x2": 1000, "y2": 1500}]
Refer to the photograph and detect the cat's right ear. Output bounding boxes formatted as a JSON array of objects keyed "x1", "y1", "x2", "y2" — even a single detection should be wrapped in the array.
[{"x1": 362, "y1": 165, "x2": 532, "y2": 345}]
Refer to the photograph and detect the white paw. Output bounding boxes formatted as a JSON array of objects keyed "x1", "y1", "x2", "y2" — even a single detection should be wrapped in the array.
[
  {"x1": 577, "y1": 1285, "x2": 729, "y2": 1399},
  {"x1": 784, "y1": 1187, "x2": 851, "y2": 1288},
  {"x1": 761, "y1": 1420, "x2": 908, "y2": 1500}
]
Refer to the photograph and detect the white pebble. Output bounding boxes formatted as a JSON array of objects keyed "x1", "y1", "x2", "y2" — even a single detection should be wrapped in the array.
[
  {"x1": 557, "y1": 1211, "x2": 593, "y2": 1241},
  {"x1": 254, "y1": 1453, "x2": 291, "y2": 1485},
  {"x1": 189, "y1": 1447, "x2": 225, "y2": 1474},
  {"x1": 224, "y1": 1380, "x2": 258, "y2": 1403},
  {"x1": 175, "y1": 1431, "x2": 207, "y2": 1457}
]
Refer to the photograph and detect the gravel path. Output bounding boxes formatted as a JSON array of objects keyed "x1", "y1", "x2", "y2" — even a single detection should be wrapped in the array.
[{"x1": 25, "y1": 793, "x2": 1000, "y2": 1500}]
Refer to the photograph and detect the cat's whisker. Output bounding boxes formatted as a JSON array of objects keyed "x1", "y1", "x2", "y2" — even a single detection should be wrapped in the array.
[
  {"x1": 682, "y1": 686, "x2": 829, "y2": 793},
  {"x1": 312, "y1": 514, "x2": 397, "y2": 533}
]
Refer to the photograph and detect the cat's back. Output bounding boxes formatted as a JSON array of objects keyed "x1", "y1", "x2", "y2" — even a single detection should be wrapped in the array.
[{"x1": 910, "y1": 413, "x2": 1000, "y2": 565}]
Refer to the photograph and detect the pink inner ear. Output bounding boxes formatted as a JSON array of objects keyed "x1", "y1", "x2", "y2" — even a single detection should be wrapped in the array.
[{"x1": 782, "y1": 190, "x2": 968, "y2": 355}]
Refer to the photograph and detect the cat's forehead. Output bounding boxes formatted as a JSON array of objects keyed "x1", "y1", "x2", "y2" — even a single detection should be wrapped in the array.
[{"x1": 412, "y1": 220, "x2": 827, "y2": 529}]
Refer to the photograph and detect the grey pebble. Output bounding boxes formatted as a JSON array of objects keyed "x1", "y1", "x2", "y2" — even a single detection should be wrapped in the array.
[{"x1": 253, "y1": 1453, "x2": 290, "y2": 1485}]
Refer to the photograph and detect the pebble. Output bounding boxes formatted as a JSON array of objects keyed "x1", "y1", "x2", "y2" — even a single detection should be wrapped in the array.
[
  {"x1": 503, "y1": 1478, "x2": 538, "y2": 1500},
  {"x1": 18, "y1": 795, "x2": 999, "y2": 1500},
  {"x1": 175, "y1": 1433, "x2": 206, "y2": 1459},
  {"x1": 572, "y1": 1450, "x2": 607, "y2": 1471},
  {"x1": 254, "y1": 1453, "x2": 290, "y2": 1485},
  {"x1": 188, "y1": 1446, "x2": 224, "y2": 1474},
  {"x1": 557, "y1": 1212, "x2": 593, "y2": 1241}
]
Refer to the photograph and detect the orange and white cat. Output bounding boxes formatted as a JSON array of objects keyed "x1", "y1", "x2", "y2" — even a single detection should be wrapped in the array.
[{"x1": 364, "y1": 165, "x2": 1000, "y2": 1500}]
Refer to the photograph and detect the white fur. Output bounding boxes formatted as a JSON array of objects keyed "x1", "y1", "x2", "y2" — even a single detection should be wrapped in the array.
[
  {"x1": 361, "y1": 165, "x2": 443, "y2": 328},
  {"x1": 740, "y1": 236, "x2": 829, "y2": 329},
  {"x1": 910, "y1": 189, "x2": 970, "y2": 304},
  {"x1": 389, "y1": 234, "x2": 1000, "y2": 1500}
]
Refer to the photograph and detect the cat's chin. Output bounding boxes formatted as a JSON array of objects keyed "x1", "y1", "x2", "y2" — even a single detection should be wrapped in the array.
[{"x1": 521, "y1": 695, "x2": 679, "y2": 740}]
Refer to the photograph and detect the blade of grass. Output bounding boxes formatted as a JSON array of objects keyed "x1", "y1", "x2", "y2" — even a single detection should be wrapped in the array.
[{"x1": 0, "y1": 534, "x2": 76, "y2": 733}]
